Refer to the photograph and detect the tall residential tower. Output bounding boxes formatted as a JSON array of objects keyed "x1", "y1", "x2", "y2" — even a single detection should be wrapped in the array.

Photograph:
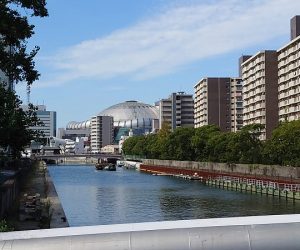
[
  {"x1": 158, "y1": 92, "x2": 194, "y2": 130},
  {"x1": 194, "y1": 77, "x2": 243, "y2": 132},
  {"x1": 277, "y1": 16, "x2": 300, "y2": 122},
  {"x1": 241, "y1": 50, "x2": 278, "y2": 140}
]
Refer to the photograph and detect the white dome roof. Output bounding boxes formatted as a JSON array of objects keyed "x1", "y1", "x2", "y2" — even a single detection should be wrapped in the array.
[
  {"x1": 66, "y1": 101, "x2": 158, "y2": 130},
  {"x1": 98, "y1": 101, "x2": 158, "y2": 128}
]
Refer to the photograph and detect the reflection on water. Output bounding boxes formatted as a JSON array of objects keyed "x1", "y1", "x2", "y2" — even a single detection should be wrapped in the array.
[{"x1": 48, "y1": 165, "x2": 300, "y2": 227}]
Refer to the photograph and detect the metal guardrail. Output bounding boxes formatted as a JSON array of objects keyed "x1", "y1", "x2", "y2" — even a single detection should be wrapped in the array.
[
  {"x1": 215, "y1": 175, "x2": 300, "y2": 191},
  {"x1": 1, "y1": 214, "x2": 300, "y2": 250}
]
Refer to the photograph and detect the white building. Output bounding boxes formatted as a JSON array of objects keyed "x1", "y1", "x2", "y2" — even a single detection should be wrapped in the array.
[
  {"x1": 90, "y1": 115, "x2": 114, "y2": 153},
  {"x1": 277, "y1": 16, "x2": 300, "y2": 122},
  {"x1": 100, "y1": 144, "x2": 119, "y2": 154}
]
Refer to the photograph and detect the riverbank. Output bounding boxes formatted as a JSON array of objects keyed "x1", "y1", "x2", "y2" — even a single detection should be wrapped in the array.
[
  {"x1": 142, "y1": 159, "x2": 300, "y2": 183},
  {"x1": 141, "y1": 159, "x2": 300, "y2": 200},
  {"x1": 9, "y1": 161, "x2": 68, "y2": 230}
]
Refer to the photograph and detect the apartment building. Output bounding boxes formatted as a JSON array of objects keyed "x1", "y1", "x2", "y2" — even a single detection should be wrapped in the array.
[
  {"x1": 230, "y1": 78, "x2": 244, "y2": 132},
  {"x1": 194, "y1": 77, "x2": 243, "y2": 132},
  {"x1": 241, "y1": 50, "x2": 278, "y2": 140},
  {"x1": 158, "y1": 92, "x2": 194, "y2": 130},
  {"x1": 277, "y1": 16, "x2": 300, "y2": 122},
  {"x1": 90, "y1": 115, "x2": 114, "y2": 153}
]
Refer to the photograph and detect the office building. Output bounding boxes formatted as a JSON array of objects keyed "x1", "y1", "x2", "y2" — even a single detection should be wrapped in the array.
[
  {"x1": 90, "y1": 115, "x2": 114, "y2": 153},
  {"x1": 194, "y1": 77, "x2": 243, "y2": 132},
  {"x1": 21, "y1": 105, "x2": 57, "y2": 138},
  {"x1": 158, "y1": 92, "x2": 194, "y2": 130},
  {"x1": 277, "y1": 16, "x2": 300, "y2": 122},
  {"x1": 241, "y1": 50, "x2": 278, "y2": 140}
]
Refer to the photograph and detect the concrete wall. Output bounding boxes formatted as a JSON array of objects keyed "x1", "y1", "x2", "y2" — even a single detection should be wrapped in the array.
[
  {"x1": 143, "y1": 159, "x2": 300, "y2": 179},
  {"x1": 0, "y1": 179, "x2": 18, "y2": 219},
  {"x1": 1, "y1": 215, "x2": 300, "y2": 250}
]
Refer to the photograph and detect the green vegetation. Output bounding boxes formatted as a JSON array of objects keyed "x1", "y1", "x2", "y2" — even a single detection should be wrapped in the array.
[
  {"x1": 0, "y1": 0, "x2": 48, "y2": 158},
  {"x1": 123, "y1": 121, "x2": 300, "y2": 167},
  {"x1": 0, "y1": 85, "x2": 44, "y2": 158},
  {"x1": 0, "y1": 219, "x2": 14, "y2": 232}
]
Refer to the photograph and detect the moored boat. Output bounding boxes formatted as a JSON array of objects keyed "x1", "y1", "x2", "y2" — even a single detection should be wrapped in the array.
[
  {"x1": 95, "y1": 163, "x2": 106, "y2": 170},
  {"x1": 104, "y1": 163, "x2": 116, "y2": 171}
]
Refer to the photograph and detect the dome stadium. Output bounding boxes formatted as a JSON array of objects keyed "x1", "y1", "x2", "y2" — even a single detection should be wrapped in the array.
[
  {"x1": 98, "y1": 100, "x2": 158, "y2": 129},
  {"x1": 65, "y1": 100, "x2": 159, "y2": 142}
]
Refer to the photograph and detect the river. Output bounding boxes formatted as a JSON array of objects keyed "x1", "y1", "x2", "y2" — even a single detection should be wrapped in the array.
[{"x1": 48, "y1": 164, "x2": 300, "y2": 227}]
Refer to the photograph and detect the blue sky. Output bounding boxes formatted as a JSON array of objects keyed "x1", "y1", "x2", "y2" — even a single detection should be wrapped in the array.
[{"x1": 16, "y1": 0, "x2": 300, "y2": 128}]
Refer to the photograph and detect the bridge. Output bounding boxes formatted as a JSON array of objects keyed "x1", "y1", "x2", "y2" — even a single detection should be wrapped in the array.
[
  {"x1": 35, "y1": 153, "x2": 122, "y2": 164},
  {"x1": 0, "y1": 214, "x2": 299, "y2": 249}
]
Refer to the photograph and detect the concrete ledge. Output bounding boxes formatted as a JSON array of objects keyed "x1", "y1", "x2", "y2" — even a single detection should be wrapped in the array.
[{"x1": 1, "y1": 214, "x2": 300, "y2": 250}]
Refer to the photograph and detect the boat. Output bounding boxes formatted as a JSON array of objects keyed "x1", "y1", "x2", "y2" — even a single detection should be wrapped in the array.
[
  {"x1": 104, "y1": 163, "x2": 116, "y2": 171},
  {"x1": 95, "y1": 163, "x2": 106, "y2": 170},
  {"x1": 116, "y1": 160, "x2": 124, "y2": 167},
  {"x1": 96, "y1": 157, "x2": 118, "y2": 171},
  {"x1": 95, "y1": 158, "x2": 107, "y2": 170}
]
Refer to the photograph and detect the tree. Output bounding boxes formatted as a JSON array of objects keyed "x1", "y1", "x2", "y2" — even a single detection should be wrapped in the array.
[
  {"x1": 0, "y1": 1, "x2": 48, "y2": 158},
  {"x1": 0, "y1": 84, "x2": 43, "y2": 158},
  {"x1": 237, "y1": 124, "x2": 264, "y2": 164},
  {"x1": 263, "y1": 121, "x2": 300, "y2": 166},
  {"x1": 166, "y1": 127, "x2": 195, "y2": 161},
  {"x1": 0, "y1": 0, "x2": 48, "y2": 90},
  {"x1": 191, "y1": 125, "x2": 220, "y2": 161},
  {"x1": 151, "y1": 121, "x2": 171, "y2": 159}
]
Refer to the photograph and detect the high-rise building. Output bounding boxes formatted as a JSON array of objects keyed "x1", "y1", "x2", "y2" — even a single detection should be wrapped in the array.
[
  {"x1": 230, "y1": 78, "x2": 244, "y2": 132},
  {"x1": 290, "y1": 15, "x2": 300, "y2": 41},
  {"x1": 194, "y1": 77, "x2": 243, "y2": 132},
  {"x1": 90, "y1": 115, "x2": 114, "y2": 153},
  {"x1": 21, "y1": 105, "x2": 57, "y2": 138},
  {"x1": 277, "y1": 15, "x2": 300, "y2": 122},
  {"x1": 239, "y1": 55, "x2": 252, "y2": 77},
  {"x1": 158, "y1": 92, "x2": 194, "y2": 130},
  {"x1": 241, "y1": 50, "x2": 278, "y2": 140}
]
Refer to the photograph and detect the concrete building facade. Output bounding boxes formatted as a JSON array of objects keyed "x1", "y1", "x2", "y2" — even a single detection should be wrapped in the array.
[
  {"x1": 21, "y1": 105, "x2": 57, "y2": 138},
  {"x1": 230, "y1": 78, "x2": 244, "y2": 132},
  {"x1": 241, "y1": 50, "x2": 278, "y2": 140},
  {"x1": 90, "y1": 116, "x2": 114, "y2": 153},
  {"x1": 277, "y1": 17, "x2": 300, "y2": 122},
  {"x1": 194, "y1": 77, "x2": 243, "y2": 132},
  {"x1": 158, "y1": 92, "x2": 194, "y2": 130}
]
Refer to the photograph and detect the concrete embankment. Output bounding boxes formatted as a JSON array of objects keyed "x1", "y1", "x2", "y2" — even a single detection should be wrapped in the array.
[
  {"x1": 45, "y1": 170, "x2": 68, "y2": 228},
  {"x1": 15, "y1": 161, "x2": 68, "y2": 230},
  {"x1": 141, "y1": 159, "x2": 300, "y2": 183},
  {"x1": 141, "y1": 159, "x2": 300, "y2": 200}
]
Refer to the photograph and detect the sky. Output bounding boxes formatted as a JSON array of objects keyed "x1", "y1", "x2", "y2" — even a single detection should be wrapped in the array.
[{"x1": 15, "y1": 0, "x2": 300, "y2": 128}]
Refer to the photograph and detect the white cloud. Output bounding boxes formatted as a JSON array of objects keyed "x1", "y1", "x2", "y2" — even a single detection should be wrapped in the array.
[{"x1": 38, "y1": 0, "x2": 300, "y2": 87}]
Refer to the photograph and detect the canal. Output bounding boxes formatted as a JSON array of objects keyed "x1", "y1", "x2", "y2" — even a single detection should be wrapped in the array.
[{"x1": 48, "y1": 164, "x2": 300, "y2": 227}]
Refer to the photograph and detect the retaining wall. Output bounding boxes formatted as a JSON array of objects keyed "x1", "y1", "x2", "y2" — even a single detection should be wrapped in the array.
[{"x1": 142, "y1": 159, "x2": 300, "y2": 181}]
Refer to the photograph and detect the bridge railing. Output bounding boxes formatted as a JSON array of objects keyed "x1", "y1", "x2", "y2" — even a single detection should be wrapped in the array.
[{"x1": 1, "y1": 214, "x2": 300, "y2": 250}]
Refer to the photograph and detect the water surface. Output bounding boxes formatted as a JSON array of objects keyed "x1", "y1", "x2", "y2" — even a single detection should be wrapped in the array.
[{"x1": 48, "y1": 165, "x2": 300, "y2": 227}]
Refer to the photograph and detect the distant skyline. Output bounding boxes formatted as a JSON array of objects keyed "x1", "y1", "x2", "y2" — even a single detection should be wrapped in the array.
[{"x1": 16, "y1": 0, "x2": 300, "y2": 128}]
